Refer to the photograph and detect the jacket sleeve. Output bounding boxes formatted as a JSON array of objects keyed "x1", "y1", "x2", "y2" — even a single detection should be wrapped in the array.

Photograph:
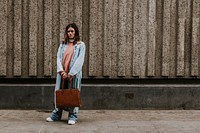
[
  {"x1": 57, "y1": 44, "x2": 64, "y2": 73},
  {"x1": 68, "y1": 43, "x2": 86, "y2": 76}
]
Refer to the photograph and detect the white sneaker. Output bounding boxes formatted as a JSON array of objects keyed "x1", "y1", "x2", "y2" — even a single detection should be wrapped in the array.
[
  {"x1": 46, "y1": 117, "x2": 54, "y2": 122},
  {"x1": 68, "y1": 120, "x2": 76, "y2": 125}
]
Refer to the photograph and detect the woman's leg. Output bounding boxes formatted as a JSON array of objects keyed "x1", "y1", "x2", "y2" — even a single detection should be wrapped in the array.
[
  {"x1": 50, "y1": 108, "x2": 63, "y2": 121},
  {"x1": 47, "y1": 77, "x2": 64, "y2": 122},
  {"x1": 68, "y1": 107, "x2": 79, "y2": 121},
  {"x1": 67, "y1": 107, "x2": 79, "y2": 124}
]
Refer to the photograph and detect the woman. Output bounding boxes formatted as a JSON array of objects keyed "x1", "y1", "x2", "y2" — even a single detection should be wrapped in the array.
[{"x1": 46, "y1": 23, "x2": 86, "y2": 125}]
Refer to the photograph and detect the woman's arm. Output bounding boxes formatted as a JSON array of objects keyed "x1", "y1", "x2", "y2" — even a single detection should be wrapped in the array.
[
  {"x1": 68, "y1": 43, "x2": 86, "y2": 76},
  {"x1": 56, "y1": 44, "x2": 64, "y2": 73}
]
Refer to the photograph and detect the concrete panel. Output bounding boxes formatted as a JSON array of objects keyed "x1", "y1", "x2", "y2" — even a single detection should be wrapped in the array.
[
  {"x1": 13, "y1": 0, "x2": 22, "y2": 76},
  {"x1": 74, "y1": 0, "x2": 82, "y2": 38},
  {"x1": 103, "y1": 0, "x2": 113, "y2": 77},
  {"x1": 88, "y1": 0, "x2": 98, "y2": 76},
  {"x1": 191, "y1": 0, "x2": 200, "y2": 76},
  {"x1": 44, "y1": 0, "x2": 52, "y2": 76},
  {"x1": 68, "y1": 0, "x2": 74, "y2": 23},
  {"x1": 60, "y1": 0, "x2": 68, "y2": 43},
  {"x1": 162, "y1": 0, "x2": 171, "y2": 77},
  {"x1": 0, "y1": 85, "x2": 54, "y2": 109},
  {"x1": 0, "y1": 0, "x2": 199, "y2": 79},
  {"x1": 133, "y1": 0, "x2": 148, "y2": 77},
  {"x1": 176, "y1": 18, "x2": 185, "y2": 76},
  {"x1": 29, "y1": 0, "x2": 38, "y2": 76},
  {"x1": 1, "y1": 84, "x2": 200, "y2": 110},
  {"x1": 96, "y1": 0, "x2": 103, "y2": 77},
  {"x1": 133, "y1": 0, "x2": 141, "y2": 76},
  {"x1": 139, "y1": 0, "x2": 148, "y2": 77},
  {"x1": 147, "y1": 0, "x2": 156, "y2": 76},
  {"x1": 118, "y1": 0, "x2": 127, "y2": 77},
  {"x1": 0, "y1": 0, "x2": 7, "y2": 76},
  {"x1": 176, "y1": 0, "x2": 187, "y2": 76}
]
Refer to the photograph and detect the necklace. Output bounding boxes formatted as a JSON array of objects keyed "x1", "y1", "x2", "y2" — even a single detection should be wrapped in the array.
[{"x1": 68, "y1": 39, "x2": 74, "y2": 43}]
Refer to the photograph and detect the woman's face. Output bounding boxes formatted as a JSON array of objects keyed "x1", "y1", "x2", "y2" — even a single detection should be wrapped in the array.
[{"x1": 67, "y1": 27, "x2": 75, "y2": 39}]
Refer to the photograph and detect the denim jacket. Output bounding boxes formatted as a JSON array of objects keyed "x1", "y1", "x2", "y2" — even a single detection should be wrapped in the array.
[{"x1": 55, "y1": 41, "x2": 86, "y2": 90}]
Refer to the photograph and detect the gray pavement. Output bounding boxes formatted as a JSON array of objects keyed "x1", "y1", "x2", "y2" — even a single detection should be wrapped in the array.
[{"x1": 0, "y1": 110, "x2": 200, "y2": 133}]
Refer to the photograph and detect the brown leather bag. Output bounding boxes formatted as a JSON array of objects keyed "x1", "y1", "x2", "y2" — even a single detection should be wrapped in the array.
[{"x1": 56, "y1": 79, "x2": 81, "y2": 108}]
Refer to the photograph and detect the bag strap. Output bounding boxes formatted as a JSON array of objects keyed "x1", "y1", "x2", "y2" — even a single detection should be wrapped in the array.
[
  {"x1": 61, "y1": 79, "x2": 65, "y2": 90},
  {"x1": 61, "y1": 78, "x2": 73, "y2": 89},
  {"x1": 69, "y1": 78, "x2": 73, "y2": 89}
]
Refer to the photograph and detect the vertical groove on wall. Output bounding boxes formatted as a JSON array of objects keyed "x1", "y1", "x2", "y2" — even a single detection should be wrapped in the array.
[
  {"x1": 13, "y1": 0, "x2": 22, "y2": 76},
  {"x1": 185, "y1": 0, "x2": 192, "y2": 77},
  {"x1": 60, "y1": 0, "x2": 68, "y2": 43},
  {"x1": 191, "y1": 0, "x2": 200, "y2": 76},
  {"x1": 103, "y1": 0, "x2": 112, "y2": 76},
  {"x1": 7, "y1": 0, "x2": 14, "y2": 77},
  {"x1": 22, "y1": 0, "x2": 29, "y2": 77},
  {"x1": 162, "y1": 0, "x2": 171, "y2": 77},
  {"x1": 74, "y1": 0, "x2": 82, "y2": 39},
  {"x1": 29, "y1": 0, "x2": 38, "y2": 76},
  {"x1": 82, "y1": 0, "x2": 89, "y2": 77},
  {"x1": 176, "y1": 0, "x2": 186, "y2": 76},
  {"x1": 88, "y1": 0, "x2": 98, "y2": 76},
  {"x1": 68, "y1": 0, "x2": 74, "y2": 23},
  {"x1": 155, "y1": 0, "x2": 163, "y2": 77},
  {"x1": 96, "y1": 0, "x2": 103, "y2": 77},
  {"x1": 52, "y1": 0, "x2": 59, "y2": 78},
  {"x1": 37, "y1": 0, "x2": 44, "y2": 77},
  {"x1": 44, "y1": 0, "x2": 52, "y2": 76},
  {"x1": 0, "y1": 0, "x2": 7, "y2": 76},
  {"x1": 147, "y1": 0, "x2": 156, "y2": 76},
  {"x1": 74, "y1": 0, "x2": 83, "y2": 76},
  {"x1": 126, "y1": 0, "x2": 133, "y2": 77},
  {"x1": 132, "y1": 0, "x2": 140, "y2": 76},
  {"x1": 169, "y1": 0, "x2": 177, "y2": 77}
]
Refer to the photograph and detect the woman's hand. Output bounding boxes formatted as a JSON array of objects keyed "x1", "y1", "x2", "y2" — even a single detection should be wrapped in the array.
[
  {"x1": 67, "y1": 74, "x2": 73, "y2": 81},
  {"x1": 61, "y1": 71, "x2": 68, "y2": 79}
]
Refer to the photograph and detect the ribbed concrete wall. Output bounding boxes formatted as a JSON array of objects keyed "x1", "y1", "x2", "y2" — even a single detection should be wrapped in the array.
[{"x1": 0, "y1": 0, "x2": 199, "y2": 79}]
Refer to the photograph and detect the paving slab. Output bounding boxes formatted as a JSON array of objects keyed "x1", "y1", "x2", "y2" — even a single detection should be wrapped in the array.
[{"x1": 0, "y1": 110, "x2": 200, "y2": 133}]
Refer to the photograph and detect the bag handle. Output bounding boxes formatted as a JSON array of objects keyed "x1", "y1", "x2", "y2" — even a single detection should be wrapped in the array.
[{"x1": 61, "y1": 78, "x2": 73, "y2": 90}]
